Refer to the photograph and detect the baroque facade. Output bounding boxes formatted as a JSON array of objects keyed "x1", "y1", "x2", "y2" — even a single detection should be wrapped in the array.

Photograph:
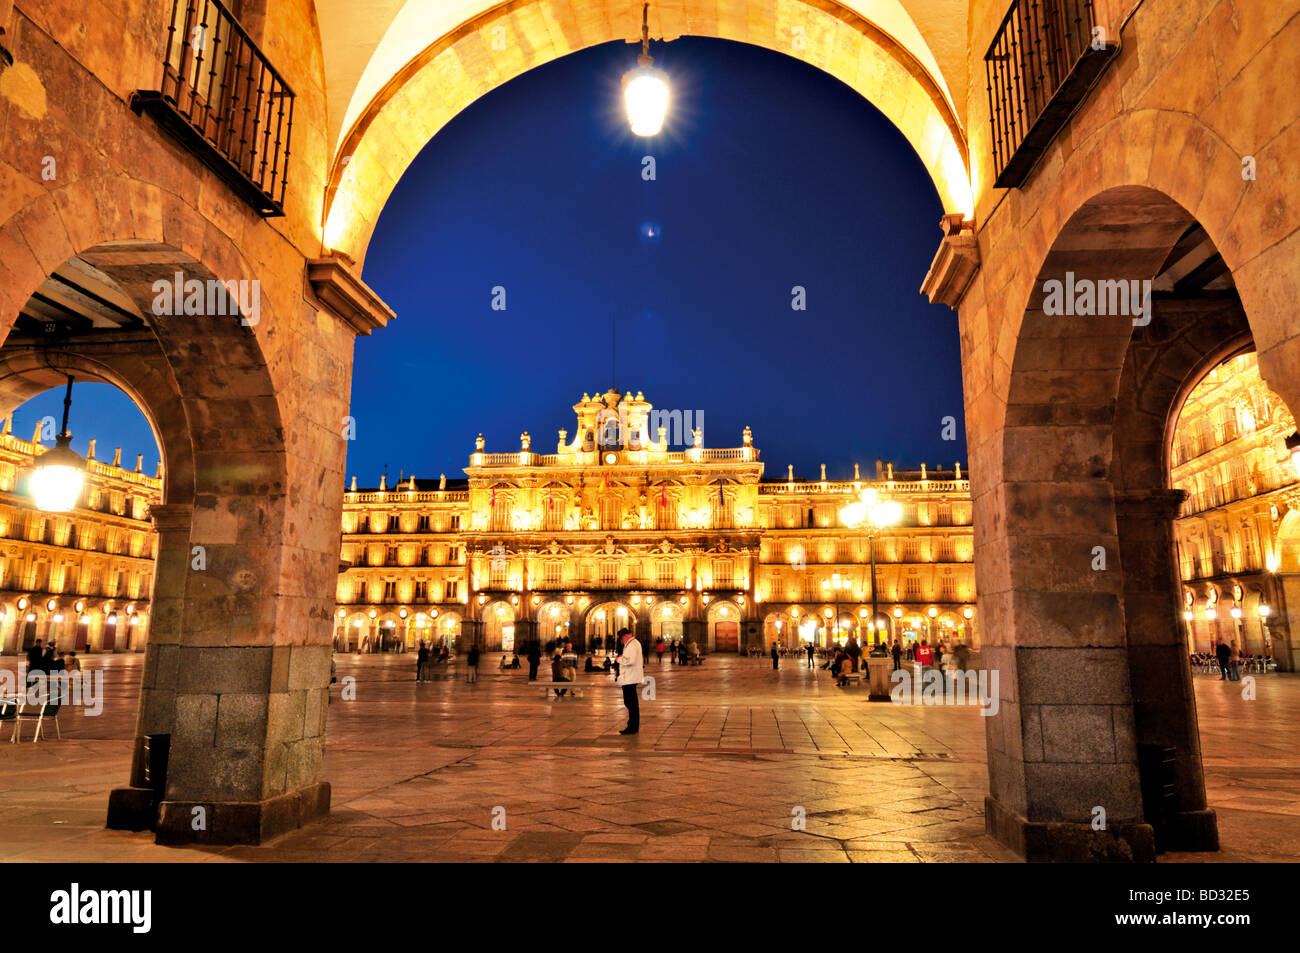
[
  {"x1": 335, "y1": 389, "x2": 976, "y2": 655},
  {"x1": 0, "y1": 417, "x2": 158, "y2": 655},
  {"x1": 1172, "y1": 352, "x2": 1300, "y2": 670}
]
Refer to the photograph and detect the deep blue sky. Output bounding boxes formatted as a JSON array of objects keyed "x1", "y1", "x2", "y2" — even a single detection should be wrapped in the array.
[
  {"x1": 13, "y1": 37, "x2": 966, "y2": 486},
  {"x1": 352, "y1": 36, "x2": 965, "y2": 485}
]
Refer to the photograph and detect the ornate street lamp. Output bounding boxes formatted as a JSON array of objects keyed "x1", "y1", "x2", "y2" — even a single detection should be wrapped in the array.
[
  {"x1": 28, "y1": 375, "x2": 86, "y2": 513},
  {"x1": 623, "y1": 2, "x2": 669, "y2": 136},
  {"x1": 840, "y1": 488, "x2": 903, "y2": 645}
]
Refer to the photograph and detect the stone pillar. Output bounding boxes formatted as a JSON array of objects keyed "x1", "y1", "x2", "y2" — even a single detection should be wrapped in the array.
[
  {"x1": 979, "y1": 479, "x2": 1155, "y2": 862},
  {"x1": 1114, "y1": 489, "x2": 1217, "y2": 851},
  {"x1": 106, "y1": 502, "x2": 331, "y2": 844}
]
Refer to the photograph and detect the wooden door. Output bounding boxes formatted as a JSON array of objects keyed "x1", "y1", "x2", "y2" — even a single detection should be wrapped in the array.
[{"x1": 714, "y1": 621, "x2": 739, "y2": 654}]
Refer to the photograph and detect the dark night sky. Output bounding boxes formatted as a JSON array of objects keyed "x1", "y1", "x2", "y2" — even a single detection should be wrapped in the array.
[
  {"x1": 12, "y1": 37, "x2": 966, "y2": 486},
  {"x1": 352, "y1": 36, "x2": 965, "y2": 485}
]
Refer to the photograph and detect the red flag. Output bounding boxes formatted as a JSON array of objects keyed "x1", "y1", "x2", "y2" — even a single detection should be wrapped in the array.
[
  {"x1": 660, "y1": 482, "x2": 667, "y2": 507},
  {"x1": 490, "y1": 487, "x2": 496, "y2": 507},
  {"x1": 547, "y1": 488, "x2": 553, "y2": 510}
]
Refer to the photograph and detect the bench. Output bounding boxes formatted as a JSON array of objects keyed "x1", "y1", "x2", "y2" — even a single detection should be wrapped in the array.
[
  {"x1": 687, "y1": 655, "x2": 705, "y2": 666},
  {"x1": 837, "y1": 671, "x2": 863, "y2": 687}
]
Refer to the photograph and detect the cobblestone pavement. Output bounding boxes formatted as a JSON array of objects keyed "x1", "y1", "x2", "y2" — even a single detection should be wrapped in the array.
[{"x1": 0, "y1": 653, "x2": 1295, "y2": 862}]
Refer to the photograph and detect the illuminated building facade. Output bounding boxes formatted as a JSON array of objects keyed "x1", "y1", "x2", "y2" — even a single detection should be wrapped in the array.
[
  {"x1": 1172, "y1": 353, "x2": 1300, "y2": 671},
  {"x1": 0, "y1": 417, "x2": 158, "y2": 655},
  {"x1": 335, "y1": 389, "x2": 975, "y2": 654}
]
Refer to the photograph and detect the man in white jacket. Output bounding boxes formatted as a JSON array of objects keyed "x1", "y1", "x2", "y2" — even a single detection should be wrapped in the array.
[{"x1": 616, "y1": 627, "x2": 643, "y2": 735}]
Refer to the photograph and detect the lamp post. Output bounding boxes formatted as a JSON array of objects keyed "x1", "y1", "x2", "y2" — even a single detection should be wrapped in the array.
[{"x1": 840, "y1": 488, "x2": 903, "y2": 646}]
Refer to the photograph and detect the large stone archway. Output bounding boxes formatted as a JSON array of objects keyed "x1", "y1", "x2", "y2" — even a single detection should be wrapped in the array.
[
  {"x1": 973, "y1": 181, "x2": 1281, "y2": 861},
  {"x1": 321, "y1": 0, "x2": 973, "y2": 263},
  {"x1": 0, "y1": 174, "x2": 354, "y2": 844}
]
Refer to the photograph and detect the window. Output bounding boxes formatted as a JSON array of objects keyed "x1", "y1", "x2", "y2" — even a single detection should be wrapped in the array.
[
  {"x1": 445, "y1": 580, "x2": 459, "y2": 600},
  {"x1": 448, "y1": 546, "x2": 460, "y2": 563},
  {"x1": 905, "y1": 575, "x2": 922, "y2": 598},
  {"x1": 656, "y1": 560, "x2": 676, "y2": 588},
  {"x1": 544, "y1": 561, "x2": 563, "y2": 587},
  {"x1": 450, "y1": 515, "x2": 461, "y2": 530},
  {"x1": 382, "y1": 580, "x2": 397, "y2": 601},
  {"x1": 600, "y1": 561, "x2": 619, "y2": 587},
  {"x1": 490, "y1": 559, "x2": 508, "y2": 587},
  {"x1": 388, "y1": 514, "x2": 400, "y2": 532},
  {"x1": 385, "y1": 545, "x2": 398, "y2": 565},
  {"x1": 413, "y1": 580, "x2": 428, "y2": 601},
  {"x1": 417, "y1": 514, "x2": 430, "y2": 532},
  {"x1": 712, "y1": 559, "x2": 734, "y2": 589}
]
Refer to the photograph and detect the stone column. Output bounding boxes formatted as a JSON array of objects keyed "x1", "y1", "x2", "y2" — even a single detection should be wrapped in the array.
[
  {"x1": 1114, "y1": 489, "x2": 1218, "y2": 851},
  {"x1": 106, "y1": 501, "x2": 331, "y2": 844},
  {"x1": 979, "y1": 478, "x2": 1154, "y2": 862}
]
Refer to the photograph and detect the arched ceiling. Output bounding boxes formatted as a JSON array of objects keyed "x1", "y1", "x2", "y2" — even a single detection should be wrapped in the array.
[
  {"x1": 314, "y1": 0, "x2": 969, "y2": 157},
  {"x1": 311, "y1": 0, "x2": 974, "y2": 263}
]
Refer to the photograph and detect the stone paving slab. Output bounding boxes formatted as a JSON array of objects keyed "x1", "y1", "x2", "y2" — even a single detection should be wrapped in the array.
[{"x1": 0, "y1": 654, "x2": 1296, "y2": 862}]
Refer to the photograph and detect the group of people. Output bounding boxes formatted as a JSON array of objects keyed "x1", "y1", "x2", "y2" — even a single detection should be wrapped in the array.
[
  {"x1": 413, "y1": 640, "x2": 451, "y2": 681},
  {"x1": 652, "y1": 638, "x2": 700, "y2": 665},
  {"x1": 23, "y1": 639, "x2": 81, "y2": 683},
  {"x1": 1213, "y1": 637, "x2": 1245, "y2": 681},
  {"x1": 805, "y1": 636, "x2": 971, "y2": 688}
]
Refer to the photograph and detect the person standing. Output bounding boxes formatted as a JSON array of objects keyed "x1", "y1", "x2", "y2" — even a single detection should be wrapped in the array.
[
  {"x1": 655, "y1": 638, "x2": 665, "y2": 665},
  {"x1": 805, "y1": 641, "x2": 815, "y2": 669},
  {"x1": 416, "y1": 640, "x2": 428, "y2": 682},
  {"x1": 1228, "y1": 640, "x2": 1241, "y2": 681},
  {"x1": 771, "y1": 641, "x2": 780, "y2": 670},
  {"x1": 466, "y1": 643, "x2": 480, "y2": 683},
  {"x1": 616, "y1": 627, "x2": 643, "y2": 735},
  {"x1": 915, "y1": 639, "x2": 934, "y2": 673},
  {"x1": 1214, "y1": 637, "x2": 1230, "y2": 680},
  {"x1": 891, "y1": 639, "x2": 903, "y2": 672},
  {"x1": 527, "y1": 641, "x2": 542, "y2": 681}
]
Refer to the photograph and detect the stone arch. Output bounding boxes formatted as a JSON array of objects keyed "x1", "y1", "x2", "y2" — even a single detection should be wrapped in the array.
[
  {"x1": 976, "y1": 109, "x2": 1300, "y2": 442},
  {"x1": 982, "y1": 183, "x2": 1266, "y2": 862},
  {"x1": 321, "y1": 0, "x2": 972, "y2": 263},
  {"x1": 0, "y1": 348, "x2": 189, "y2": 506},
  {"x1": 0, "y1": 180, "x2": 332, "y2": 845}
]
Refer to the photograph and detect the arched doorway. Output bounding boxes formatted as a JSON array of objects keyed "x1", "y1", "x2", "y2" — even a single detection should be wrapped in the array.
[
  {"x1": 585, "y1": 601, "x2": 634, "y2": 654},
  {"x1": 706, "y1": 600, "x2": 741, "y2": 653},
  {"x1": 481, "y1": 600, "x2": 516, "y2": 652},
  {"x1": 536, "y1": 600, "x2": 572, "y2": 647}
]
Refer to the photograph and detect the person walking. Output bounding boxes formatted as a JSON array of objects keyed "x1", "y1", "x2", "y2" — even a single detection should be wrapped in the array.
[
  {"x1": 915, "y1": 639, "x2": 934, "y2": 673},
  {"x1": 616, "y1": 627, "x2": 643, "y2": 735},
  {"x1": 1214, "y1": 637, "x2": 1230, "y2": 680},
  {"x1": 466, "y1": 643, "x2": 480, "y2": 683},
  {"x1": 891, "y1": 639, "x2": 903, "y2": 672},
  {"x1": 655, "y1": 638, "x2": 665, "y2": 665},
  {"x1": 771, "y1": 641, "x2": 780, "y2": 670},
  {"x1": 805, "y1": 641, "x2": 815, "y2": 669},
  {"x1": 527, "y1": 641, "x2": 542, "y2": 681},
  {"x1": 1228, "y1": 640, "x2": 1242, "y2": 681}
]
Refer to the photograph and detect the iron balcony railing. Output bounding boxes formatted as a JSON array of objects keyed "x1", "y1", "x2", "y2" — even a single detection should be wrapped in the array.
[
  {"x1": 985, "y1": 0, "x2": 1116, "y2": 188},
  {"x1": 134, "y1": 0, "x2": 294, "y2": 216}
]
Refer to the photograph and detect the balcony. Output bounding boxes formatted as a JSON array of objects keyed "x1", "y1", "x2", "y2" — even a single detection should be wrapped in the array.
[
  {"x1": 132, "y1": 0, "x2": 294, "y2": 216},
  {"x1": 984, "y1": 0, "x2": 1118, "y2": 188}
]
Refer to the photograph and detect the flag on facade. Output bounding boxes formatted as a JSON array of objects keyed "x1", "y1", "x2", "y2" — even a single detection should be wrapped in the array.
[
  {"x1": 490, "y1": 487, "x2": 496, "y2": 507},
  {"x1": 600, "y1": 472, "x2": 608, "y2": 492},
  {"x1": 660, "y1": 482, "x2": 667, "y2": 507},
  {"x1": 547, "y1": 488, "x2": 553, "y2": 510}
]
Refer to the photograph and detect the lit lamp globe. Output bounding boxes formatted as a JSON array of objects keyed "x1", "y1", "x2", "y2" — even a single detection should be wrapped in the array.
[
  {"x1": 623, "y1": 63, "x2": 669, "y2": 136},
  {"x1": 29, "y1": 434, "x2": 86, "y2": 513},
  {"x1": 623, "y1": 3, "x2": 668, "y2": 136}
]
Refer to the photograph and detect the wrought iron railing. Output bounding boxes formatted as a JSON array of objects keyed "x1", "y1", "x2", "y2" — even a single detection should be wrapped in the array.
[
  {"x1": 985, "y1": 0, "x2": 1112, "y2": 188},
  {"x1": 139, "y1": 0, "x2": 294, "y2": 215}
]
